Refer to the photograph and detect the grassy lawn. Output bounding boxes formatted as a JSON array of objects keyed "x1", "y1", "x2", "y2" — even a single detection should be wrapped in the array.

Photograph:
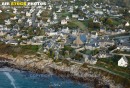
[
  {"x1": 20, "y1": 45, "x2": 39, "y2": 53},
  {"x1": 96, "y1": 57, "x2": 130, "y2": 79},
  {"x1": 0, "y1": 43, "x2": 39, "y2": 56},
  {"x1": 80, "y1": 49, "x2": 92, "y2": 54},
  {"x1": 80, "y1": 49, "x2": 99, "y2": 55},
  {"x1": 96, "y1": 63, "x2": 130, "y2": 79},
  {"x1": 69, "y1": 19, "x2": 87, "y2": 30},
  {"x1": 59, "y1": 12, "x2": 71, "y2": 18}
]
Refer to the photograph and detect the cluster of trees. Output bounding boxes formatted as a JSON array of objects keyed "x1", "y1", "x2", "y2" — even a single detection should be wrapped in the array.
[
  {"x1": 87, "y1": 0, "x2": 130, "y2": 7},
  {"x1": 87, "y1": 17, "x2": 121, "y2": 30},
  {"x1": 60, "y1": 45, "x2": 75, "y2": 57},
  {"x1": 88, "y1": 18, "x2": 100, "y2": 29},
  {"x1": 72, "y1": 53, "x2": 83, "y2": 61},
  {"x1": 21, "y1": 27, "x2": 42, "y2": 36}
]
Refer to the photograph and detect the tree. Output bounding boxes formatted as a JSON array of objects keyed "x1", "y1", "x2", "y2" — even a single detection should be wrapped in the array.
[
  {"x1": 88, "y1": 18, "x2": 94, "y2": 28},
  {"x1": 94, "y1": 23, "x2": 100, "y2": 29},
  {"x1": 106, "y1": 18, "x2": 113, "y2": 26}
]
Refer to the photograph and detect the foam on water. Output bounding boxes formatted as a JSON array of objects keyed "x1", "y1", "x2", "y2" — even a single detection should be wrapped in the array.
[
  {"x1": 4, "y1": 72, "x2": 17, "y2": 88},
  {"x1": 0, "y1": 68, "x2": 89, "y2": 88}
]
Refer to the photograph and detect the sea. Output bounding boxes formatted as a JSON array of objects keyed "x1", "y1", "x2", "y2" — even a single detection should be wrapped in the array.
[{"x1": 0, "y1": 67, "x2": 90, "y2": 88}]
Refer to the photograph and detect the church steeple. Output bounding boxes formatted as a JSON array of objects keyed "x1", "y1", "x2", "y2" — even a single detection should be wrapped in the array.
[{"x1": 73, "y1": 29, "x2": 83, "y2": 46}]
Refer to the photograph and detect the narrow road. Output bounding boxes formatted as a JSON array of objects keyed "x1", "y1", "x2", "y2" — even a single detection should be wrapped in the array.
[
  {"x1": 110, "y1": 48, "x2": 130, "y2": 56},
  {"x1": 69, "y1": 59, "x2": 130, "y2": 79},
  {"x1": 87, "y1": 65, "x2": 130, "y2": 79}
]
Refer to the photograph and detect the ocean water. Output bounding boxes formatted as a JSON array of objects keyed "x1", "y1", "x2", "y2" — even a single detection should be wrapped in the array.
[{"x1": 0, "y1": 68, "x2": 90, "y2": 88}]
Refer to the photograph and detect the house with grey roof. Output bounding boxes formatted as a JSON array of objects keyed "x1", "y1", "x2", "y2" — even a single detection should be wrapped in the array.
[
  {"x1": 83, "y1": 55, "x2": 97, "y2": 64},
  {"x1": 117, "y1": 43, "x2": 130, "y2": 51}
]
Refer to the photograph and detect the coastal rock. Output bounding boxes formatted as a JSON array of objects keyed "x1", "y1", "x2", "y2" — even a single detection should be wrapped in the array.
[{"x1": 0, "y1": 54, "x2": 129, "y2": 88}]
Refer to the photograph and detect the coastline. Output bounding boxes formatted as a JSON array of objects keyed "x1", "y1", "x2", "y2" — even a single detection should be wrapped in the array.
[{"x1": 0, "y1": 54, "x2": 129, "y2": 88}]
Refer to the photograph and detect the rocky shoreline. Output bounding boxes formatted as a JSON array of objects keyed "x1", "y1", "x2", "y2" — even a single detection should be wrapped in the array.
[{"x1": 0, "y1": 54, "x2": 129, "y2": 88}]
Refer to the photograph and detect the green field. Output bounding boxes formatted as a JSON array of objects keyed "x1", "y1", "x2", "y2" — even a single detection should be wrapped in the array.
[{"x1": 69, "y1": 19, "x2": 87, "y2": 30}]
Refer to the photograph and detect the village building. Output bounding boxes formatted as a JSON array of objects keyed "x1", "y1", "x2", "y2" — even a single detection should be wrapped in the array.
[
  {"x1": 61, "y1": 27, "x2": 70, "y2": 33},
  {"x1": 118, "y1": 56, "x2": 128, "y2": 67},
  {"x1": 66, "y1": 16, "x2": 70, "y2": 21},
  {"x1": 61, "y1": 19, "x2": 67, "y2": 25},
  {"x1": 26, "y1": 12, "x2": 31, "y2": 17},
  {"x1": 78, "y1": 17, "x2": 85, "y2": 21},
  {"x1": 125, "y1": 22, "x2": 130, "y2": 27},
  {"x1": 83, "y1": 55, "x2": 97, "y2": 64},
  {"x1": 94, "y1": 10, "x2": 103, "y2": 15},
  {"x1": 0, "y1": 10, "x2": 2, "y2": 13},
  {"x1": 5, "y1": 19, "x2": 11, "y2": 25},
  {"x1": 73, "y1": 34, "x2": 84, "y2": 46},
  {"x1": 117, "y1": 43, "x2": 130, "y2": 51},
  {"x1": 53, "y1": 12, "x2": 58, "y2": 20},
  {"x1": 91, "y1": 32, "x2": 98, "y2": 39},
  {"x1": 72, "y1": 14, "x2": 79, "y2": 18}
]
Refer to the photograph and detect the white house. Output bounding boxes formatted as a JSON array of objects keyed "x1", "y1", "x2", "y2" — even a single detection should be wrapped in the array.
[
  {"x1": 66, "y1": 16, "x2": 70, "y2": 21},
  {"x1": 74, "y1": 6, "x2": 78, "y2": 9},
  {"x1": 26, "y1": 12, "x2": 31, "y2": 17},
  {"x1": 53, "y1": 12, "x2": 57, "y2": 20},
  {"x1": 36, "y1": 10, "x2": 42, "y2": 17},
  {"x1": 46, "y1": 32, "x2": 58, "y2": 36},
  {"x1": 13, "y1": 10, "x2": 17, "y2": 14},
  {"x1": 84, "y1": 4, "x2": 89, "y2": 8},
  {"x1": 62, "y1": 27, "x2": 70, "y2": 33},
  {"x1": 94, "y1": 10, "x2": 103, "y2": 15},
  {"x1": 48, "y1": 5, "x2": 52, "y2": 10},
  {"x1": 18, "y1": 19, "x2": 22, "y2": 23},
  {"x1": 118, "y1": 29, "x2": 126, "y2": 33},
  {"x1": 13, "y1": 8, "x2": 17, "y2": 14},
  {"x1": 61, "y1": 19, "x2": 67, "y2": 25},
  {"x1": 69, "y1": 6, "x2": 73, "y2": 13},
  {"x1": 21, "y1": 11, "x2": 25, "y2": 14},
  {"x1": 11, "y1": 16, "x2": 18, "y2": 20},
  {"x1": 78, "y1": 17, "x2": 84, "y2": 21},
  {"x1": 129, "y1": 10, "x2": 130, "y2": 13},
  {"x1": 118, "y1": 56, "x2": 128, "y2": 67},
  {"x1": 0, "y1": 10, "x2": 2, "y2": 13},
  {"x1": 125, "y1": 22, "x2": 130, "y2": 27},
  {"x1": 72, "y1": 14, "x2": 79, "y2": 18},
  {"x1": 5, "y1": 19, "x2": 11, "y2": 25},
  {"x1": 27, "y1": 18, "x2": 32, "y2": 26},
  {"x1": 47, "y1": 18, "x2": 51, "y2": 23},
  {"x1": 22, "y1": 34, "x2": 28, "y2": 39}
]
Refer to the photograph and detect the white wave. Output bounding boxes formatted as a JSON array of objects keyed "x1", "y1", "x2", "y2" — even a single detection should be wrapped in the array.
[
  {"x1": 0, "y1": 67, "x2": 21, "y2": 73},
  {"x1": 4, "y1": 72, "x2": 17, "y2": 88}
]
